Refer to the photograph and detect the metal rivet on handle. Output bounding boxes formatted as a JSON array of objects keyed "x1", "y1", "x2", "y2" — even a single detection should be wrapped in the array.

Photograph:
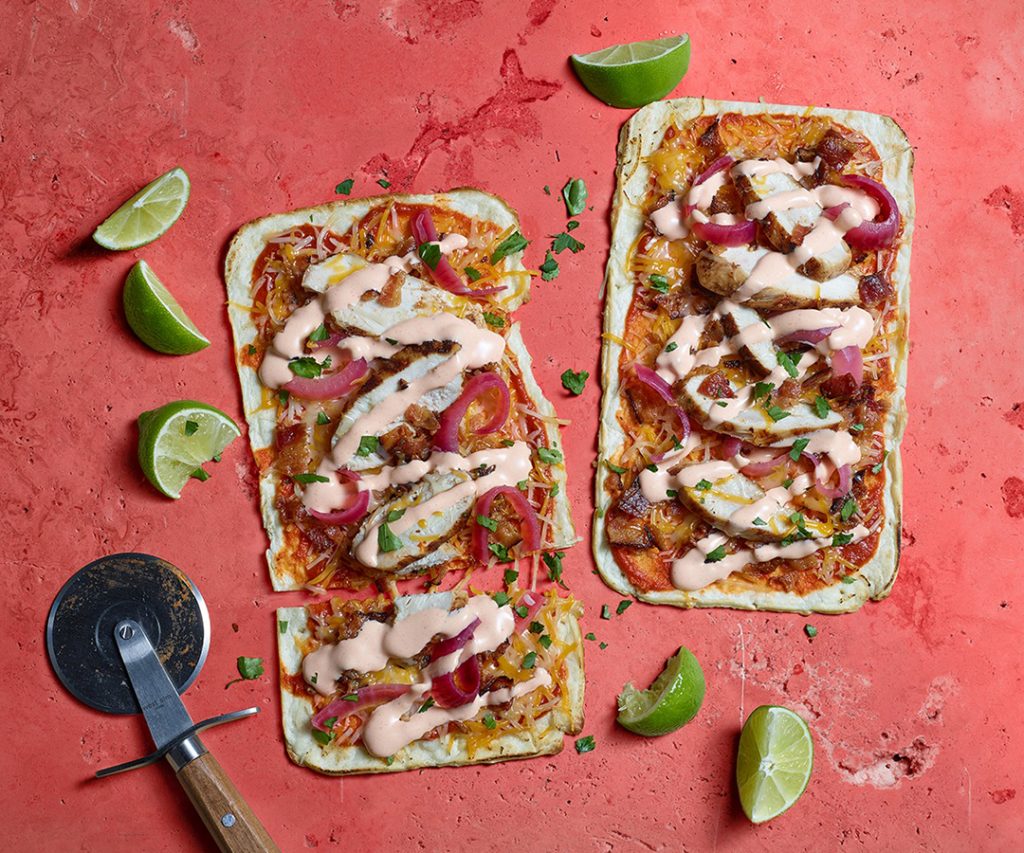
[
  {"x1": 118, "y1": 624, "x2": 134, "y2": 640},
  {"x1": 220, "y1": 813, "x2": 236, "y2": 828}
]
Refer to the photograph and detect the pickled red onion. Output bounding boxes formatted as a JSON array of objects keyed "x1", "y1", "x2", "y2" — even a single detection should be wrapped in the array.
[
  {"x1": 828, "y1": 175, "x2": 899, "y2": 250},
  {"x1": 831, "y1": 345, "x2": 864, "y2": 387},
  {"x1": 816, "y1": 463, "x2": 852, "y2": 499},
  {"x1": 472, "y1": 486, "x2": 541, "y2": 564},
  {"x1": 410, "y1": 210, "x2": 505, "y2": 297},
  {"x1": 431, "y1": 618, "x2": 481, "y2": 661},
  {"x1": 740, "y1": 452, "x2": 790, "y2": 478},
  {"x1": 633, "y1": 364, "x2": 691, "y2": 442},
  {"x1": 777, "y1": 326, "x2": 838, "y2": 345},
  {"x1": 311, "y1": 684, "x2": 412, "y2": 731},
  {"x1": 430, "y1": 655, "x2": 481, "y2": 709},
  {"x1": 714, "y1": 435, "x2": 743, "y2": 460},
  {"x1": 690, "y1": 218, "x2": 757, "y2": 246},
  {"x1": 284, "y1": 357, "x2": 368, "y2": 401},
  {"x1": 514, "y1": 592, "x2": 542, "y2": 629},
  {"x1": 434, "y1": 371, "x2": 511, "y2": 452},
  {"x1": 306, "y1": 470, "x2": 369, "y2": 525}
]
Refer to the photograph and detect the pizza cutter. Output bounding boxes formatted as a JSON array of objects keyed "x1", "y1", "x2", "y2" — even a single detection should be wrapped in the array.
[{"x1": 46, "y1": 553, "x2": 280, "y2": 852}]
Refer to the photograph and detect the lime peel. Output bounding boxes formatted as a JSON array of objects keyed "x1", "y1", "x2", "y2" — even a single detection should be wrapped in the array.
[
  {"x1": 616, "y1": 646, "x2": 705, "y2": 736},
  {"x1": 571, "y1": 35, "x2": 691, "y2": 109},
  {"x1": 123, "y1": 260, "x2": 209, "y2": 355},
  {"x1": 736, "y1": 705, "x2": 814, "y2": 824},
  {"x1": 93, "y1": 167, "x2": 190, "y2": 250}
]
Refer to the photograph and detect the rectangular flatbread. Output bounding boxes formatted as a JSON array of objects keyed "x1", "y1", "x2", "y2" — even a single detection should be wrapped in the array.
[
  {"x1": 594, "y1": 98, "x2": 913, "y2": 613},
  {"x1": 223, "y1": 191, "x2": 575, "y2": 591},
  {"x1": 277, "y1": 589, "x2": 584, "y2": 774}
]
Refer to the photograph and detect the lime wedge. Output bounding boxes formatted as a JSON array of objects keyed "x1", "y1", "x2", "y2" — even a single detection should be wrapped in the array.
[
  {"x1": 736, "y1": 706, "x2": 814, "y2": 823},
  {"x1": 616, "y1": 646, "x2": 705, "y2": 736},
  {"x1": 93, "y1": 167, "x2": 190, "y2": 250},
  {"x1": 137, "y1": 400, "x2": 240, "y2": 499},
  {"x1": 571, "y1": 35, "x2": 691, "y2": 109},
  {"x1": 123, "y1": 260, "x2": 210, "y2": 355}
]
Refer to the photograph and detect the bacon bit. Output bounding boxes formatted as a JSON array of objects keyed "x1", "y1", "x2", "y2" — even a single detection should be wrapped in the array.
[
  {"x1": 820, "y1": 374, "x2": 858, "y2": 399},
  {"x1": 605, "y1": 506, "x2": 653, "y2": 548},
  {"x1": 487, "y1": 495, "x2": 526, "y2": 549},
  {"x1": 859, "y1": 272, "x2": 894, "y2": 306},
  {"x1": 618, "y1": 480, "x2": 652, "y2": 518},
  {"x1": 699, "y1": 120, "x2": 723, "y2": 153},
  {"x1": 379, "y1": 423, "x2": 432, "y2": 463},
  {"x1": 698, "y1": 372, "x2": 736, "y2": 399},
  {"x1": 817, "y1": 128, "x2": 857, "y2": 171},
  {"x1": 378, "y1": 270, "x2": 406, "y2": 307},
  {"x1": 405, "y1": 403, "x2": 439, "y2": 433},
  {"x1": 775, "y1": 378, "x2": 803, "y2": 407}
]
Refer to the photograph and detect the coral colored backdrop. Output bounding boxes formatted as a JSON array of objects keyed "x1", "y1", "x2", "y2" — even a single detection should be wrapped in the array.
[{"x1": 2, "y1": 1, "x2": 1022, "y2": 850}]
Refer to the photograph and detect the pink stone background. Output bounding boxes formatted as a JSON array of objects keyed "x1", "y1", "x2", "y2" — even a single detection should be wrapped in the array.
[{"x1": 2, "y1": 1, "x2": 1022, "y2": 850}]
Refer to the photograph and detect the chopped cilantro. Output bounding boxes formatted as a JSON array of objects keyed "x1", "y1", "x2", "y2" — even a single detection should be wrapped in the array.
[
  {"x1": 539, "y1": 251, "x2": 560, "y2": 281},
  {"x1": 385, "y1": 508, "x2": 406, "y2": 523},
  {"x1": 418, "y1": 698, "x2": 435, "y2": 713},
  {"x1": 695, "y1": 479, "x2": 712, "y2": 491},
  {"x1": 184, "y1": 419, "x2": 199, "y2": 436},
  {"x1": 493, "y1": 591, "x2": 510, "y2": 606},
  {"x1": 766, "y1": 404, "x2": 790, "y2": 422},
  {"x1": 529, "y1": 620, "x2": 544, "y2": 634},
  {"x1": 514, "y1": 604, "x2": 529, "y2": 618},
  {"x1": 648, "y1": 274, "x2": 669, "y2": 293},
  {"x1": 483, "y1": 713, "x2": 497, "y2": 730},
  {"x1": 342, "y1": 693, "x2": 359, "y2": 702},
  {"x1": 814, "y1": 395, "x2": 831, "y2": 419},
  {"x1": 236, "y1": 656, "x2": 263, "y2": 680},
  {"x1": 293, "y1": 472, "x2": 329, "y2": 484},
  {"x1": 501, "y1": 438, "x2": 516, "y2": 447},
  {"x1": 543, "y1": 551, "x2": 566, "y2": 587},
  {"x1": 752, "y1": 517, "x2": 767, "y2": 526},
  {"x1": 599, "y1": 642, "x2": 608, "y2": 650},
  {"x1": 606, "y1": 461, "x2": 627, "y2": 475},
  {"x1": 377, "y1": 522, "x2": 402, "y2": 553},
  {"x1": 753, "y1": 381, "x2": 774, "y2": 401},
  {"x1": 465, "y1": 266, "x2": 482, "y2": 281},
  {"x1": 704, "y1": 545, "x2": 727, "y2": 563},
  {"x1": 789, "y1": 438, "x2": 810, "y2": 461},
  {"x1": 840, "y1": 497, "x2": 858, "y2": 522},
  {"x1": 377, "y1": 178, "x2": 391, "y2": 189},
  {"x1": 665, "y1": 341, "x2": 678, "y2": 352},
  {"x1": 278, "y1": 389, "x2": 289, "y2": 407},
  {"x1": 488, "y1": 542, "x2": 510, "y2": 562},
  {"x1": 477, "y1": 514, "x2": 498, "y2": 532},
  {"x1": 832, "y1": 532, "x2": 854, "y2": 546},
  {"x1": 872, "y1": 451, "x2": 888, "y2": 474},
  {"x1": 782, "y1": 477, "x2": 794, "y2": 488},
  {"x1": 561, "y1": 368, "x2": 589, "y2": 396},
  {"x1": 666, "y1": 488, "x2": 678, "y2": 498},
  {"x1": 539, "y1": 634, "x2": 553, "y2": 649},
  {"x1": 584, "y1": 632, "x2": 596, "y2": 641},
  {"x1": 288, "y1": 356, "x2": 326, "y2": 379},
  {"x1": 491, "y1": 231, "x2": 529, "y2": 264},
  {"x1": 840, "y1": 574, "x2": 856, "y2": 584},
  {"x1": 551, "y1": 231, "x2": 585, "y2": 254},
  {"x1": 543, "y1": 184, "x2": 551, "y2": 195},
  {"x1": 504, "y1": 568, "x2": 519, "y2": 585},
  {"x1": 278, "y1": 619, "x2": 288, "y2": 634},
  {"x1": 601, "y1": 604, "x2": 611, "y2": 620},
  {"x1": 517, "y1": 480, "x2": 528, "y2": 491},
  {"x1": 850, "y1": 423, "x2": 865, "y2": 432},
  {"x1": 550, "y1": 482, "x2": 560, "y2": 497},
  {"x1": 537, "y1": 446, "x2": 563, "y2": 464},
  {"x1": 316, "y1": 411, "x2": 330, "y2": 425},
  {"x1": 190, "y1": 468, "x2": 210, "y2": 482},
  {"x1": 417, "y1": 241, "x2": 441, "y2": 270},
  {"x1": 776, "y1": 350, "x2": 801, "y2": 378},
  {"x1": 616, "y1": 600, "x2": 632, "y2": 615},
  {"x1": 646, "y1": 463, "x2": 658, "y2": 472},
  {"x1": 356, "y1": 435, "x2": 379, "y2": 457},
  {"x1": 483, "y1": 311, "x2": 505, "y2": 328},
  {"x1": 575, "y1": 735, "x2": 596, "y2": 754},
  {"x1": 335, "y1": 178, "x2": 354, "y2": 195},
  {"x1": 566, "y1": 220, "x2": 580, "y2": 231},
  {"x1": 312, "y1": 729, "x2": 332, "y2": 746},
  {"x1": 804, "y1": 625, "x2": 818, "y2": 638},
  {"x1": 308, "y1": 323, "x2": 329, "y2": 342},
  {"x1": 522, "y1": 651, "x2": 537, "y2": 669},
  {"x1": 247, "y1": 344, "x2": 257, "y2": 356},
  {"x1": 562, "y1": 177, "x2": 588, "y2": 216}
]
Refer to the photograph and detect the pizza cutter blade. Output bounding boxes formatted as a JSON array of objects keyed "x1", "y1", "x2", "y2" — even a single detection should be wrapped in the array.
[{"x1": 46, "y1": 553, "x2": 280, "y2": 853}]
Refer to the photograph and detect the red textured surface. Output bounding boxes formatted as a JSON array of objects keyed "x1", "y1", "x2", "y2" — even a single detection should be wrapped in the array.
[{"x1": 3, "y1": 1, "x2": 1022, "y2": 850}]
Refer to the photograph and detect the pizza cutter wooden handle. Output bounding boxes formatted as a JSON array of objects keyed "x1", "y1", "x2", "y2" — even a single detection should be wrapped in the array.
[{"x1": 176, "y1": 752, "x2": 280, "y2": 853}]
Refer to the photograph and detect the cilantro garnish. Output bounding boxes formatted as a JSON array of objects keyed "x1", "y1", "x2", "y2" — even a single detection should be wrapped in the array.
[
  {"x1": 377, "y1": 178, "x2": 391, "y2": 189},
  {"x1": 316, "y1": 411, "x2": 330, "y2": 426},
  {"x1": 665, "y1": 341, "x2": 678, "y2": 352},
  {"x1": 537, "y1": 446, "x2": 563, "y2": 464},
  {"x1": 832, "y1": 532, "x2": 854, "y2": 546},
  {"x1": 575, "y1": 735, "x2": 596, "y2": 754},
  {"x1": 308, "y1": 323, "x2": 329, "y2": 342},
  {"x1": 504, "y1": 568, "x2": 519, "y2": 585},
  {"x1": 539, "y1": 251, "x2": 560, "y2": 281},
  {"x1": 493, "y1": 591, "x2": 510, "y2": 606},
  {"x1": 225, "y1": 656, "x2": 264, "y2": 688},
  {"x1": 753, "y1": 381, "x2": 774, "y2": 401},
  {"x1": 551, "y1": 232, "x2": 585, "y2": 254},
  {"x1": 776, "y1": 350, "x2": 801, "y2": 378},
  {"x1": 417, "y1": 242, "x2": 441, "y2": 270},
  {"x1": 288, "y1": 356, "x2": 327, "y2": 379},
  {"x1": 184, "y1": 419, "x2": 199, "y2": 436},
  {"x1": 488, "y1": 542, "x2": 510, "y2": 562},
  {"x1": 562, "y1": 177, "x2": 588, "y2": 217},
  {"x1": 418, "y1": 698, "x2": 435, "y2": 713},
  {"x1": 561, "y1": 368, "x2": 589, "y2": 396},
  {"x1": 356, "y1": 435, "x2": 379, "y2": 457},
  {"x1": 648, "y1": 274, "x2": 669, "y2": 293},
  {"x1": 483, "y1": 713, "x2": 497, "y2": 729},
  {"x1": 840, "y1": 497, "x2": 858, "y2": 522},
  {"x1": 543, "y1": 551, "x2": 566, "y2": 587},
  {"x1": 477, "y1": 514, "x2": 498, "y2": 532},
  {"x1": 278, "y1": 619, "x2": 288, "y2": 634},
  {"x1": 616, "y1": 600, "x2": 632, "y2": 615},
  {"x1": 491, "y1": 231, "x2": 529, "y2": 264},
  {"x1": 814, "y1": 395, "x2": 831, "y2": 419},
  {"x1": 600, "y1": 604, "x2": 611, "y2": 620},
  {"x1": 606, "y1": 461, "x2": 627, "y2": 475},
  {"x1": 789, "y1": 438, "x2": 810, "y2": 461},
  {"x1": 539, "y1": 634, "x2": 553, "y2": 649},
  {"x1": 293, "y1": 473, "x2": 329, "y2": 484},
  {"x1": 529, "y1": 620, "x2": 544, "y2": 635},
  {"x1": 704, "y1": 545, "x2": 727, "y2": 563},
  {"x1": 804, "y1": 625, "x2": 818, "y2": 638},
  {"x1": 766, "y1": 404, "x2": 790, "y2": 422},
  {"x1": 335, "y1": 178, "x2": 354, "y2": 195},
  {"x1": 386, "y1": 508, "x2": 406, "y2": 523},
  {"x1": 695, "y1": 479, "x2": 712, "y2": 491},
  {"x1": 522, "y1": 651, "x2": 537, "y2": 669},
  {"x1": 483, "y1": 312, "x2": 505, "y2": 328},
  {"x1": 872, "y1": 451, "x2": 888, "y2": 474},
  {"x1": 465, "y1": 266, "x2": 482, "y2": 281},
  {"x1": 377, "y1": 522, "x2": 402, "y2": 553}
]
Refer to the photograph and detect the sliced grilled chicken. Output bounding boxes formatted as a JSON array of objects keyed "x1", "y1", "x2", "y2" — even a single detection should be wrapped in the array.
[
  {"x1": 677, "y1": 470, "x2": 790, "y2": 542},
  {"x1": 333, "y1": 343, "x2": 463, "y2": 470},
  {"x1": 696, "y1": 246, "x2": 859, "y2": 310},
  {"x1": 330, "y1": 272, "x2": 461, "y2": 337},
  {"x1": 796, "y1": 238, "x2": 852, "y2": 282},
  {"x1": 681, "y1": 372, "x2": 842, "y2": 446},
  {"x1": 734, "y1": 169, "x2": 820, "y2": 252},
  {"x1": 351, "y1": 470, "x2": 474, "y2": 573},
  {"x1": 393, "y1": 591, "x2": 454, "y2": 620},
  {"x1": 718, "y1": 301, "x2": 775, "y2": 375}
]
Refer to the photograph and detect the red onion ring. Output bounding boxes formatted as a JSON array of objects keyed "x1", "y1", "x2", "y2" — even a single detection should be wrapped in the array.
[
  {"x1": 693, "y1": 156, "x2": 735, "y2": 190},
  {"x1": 434, "y1": 371, "x2": 511, "y2": 452},
  {"x1": 815, "y1": 463, "x2": 852, "y2": 499},
  {"x1": 826, "y1": 175, "x2": 899, "y2": 250},
  {"x1": 714, "y1": 436, "x2": 743, "y2": 460},
  {"x1": 831, "y1": 345, "x2": 864, "y2": 388},
  {"x1": 777, "y1": 326, "x2": 838, "y2": 345},
  {"x1": 306, "y1": 470, "x2": 369, "y2": 525},
  {"x1": 410, "y1": 210, "x2": 505, "y2": 297},
  {"x1": 284, "y1": 357, "x2": 368, "y2": 401},
  {"x1": 312, "y1": 684, "x2": 411, "y2": 731},
  {"x1": 632, "y1": 364, "x2": 691, "y2": 442},
  {"x1": 690, "y1": 218, "x2": 757, "y2": 246},
  {"x1": 431, "y1": 618, "x2": 481, "y2": 661},
  {"x1": 430, "y1": 655, "x2": 481, "y2": 709},
  {"x1": 740, "y1": 452, "x2": 790, "y2": 478},
  {"x1": 472, "y1": 486, "x2": 541, "y2": 564},
  {"x1": 514, "y1": 592, "x2": 543, "y2": 629},
  {"x1": 310, "y1": 331, "x2": 345, "y2": 349}
]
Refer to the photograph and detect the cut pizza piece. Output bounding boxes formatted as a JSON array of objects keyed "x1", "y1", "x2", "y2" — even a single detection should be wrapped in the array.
[
  {"x1": 224, "y1": 191, "x2": 575, "y2": 591},
  {"x1": 595, "y1": 98, "x2": 912, "y2": 613},
  {"x1": 277, "y1": 589, "x2": 584, "y2": 774}
]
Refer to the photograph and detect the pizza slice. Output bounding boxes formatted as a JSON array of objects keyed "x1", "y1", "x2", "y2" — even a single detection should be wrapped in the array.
[
  {"x1": 277, "y1": 588, "x2": 584, "y2": 774},
  {"x1": 224, "y1": 191, "x2": 574, "y2": 591},
  {"x1": 594, "y1": 98, "x2": 913, "y2": 613}
]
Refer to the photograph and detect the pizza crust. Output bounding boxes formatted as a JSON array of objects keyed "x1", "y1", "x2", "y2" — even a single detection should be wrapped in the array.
[
  {"x1": 222, "y1": 190, "x2": 576, "y2": 590},
  {"x1": 594, "y1": 98, "x2": 913, "y2": 614},
  {"x1": 276, "y1": 599, "x2": 586, "y2": 775}
]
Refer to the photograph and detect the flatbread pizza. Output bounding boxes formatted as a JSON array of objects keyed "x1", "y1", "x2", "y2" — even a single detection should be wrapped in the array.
[
  {"x1": 223, "y1": 191, "x2": 575, "y2": 592},
  {"x1": 594, "y1": 98, "x2": 913, "y2": 613},
  {"x1": 277, "y1": 588, "x2": 584, "y2": 774}
]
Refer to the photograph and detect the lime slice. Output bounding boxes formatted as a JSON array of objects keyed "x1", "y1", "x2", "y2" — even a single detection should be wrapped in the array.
[
  {"x1": 736, "y1": 706, "x2": 814, "y2": 824},
  {"x1": 571, "y1": 35, "x2": 691, "y2": 109},
  {"x1": 93, "y1": 167, "x2": 190, "y2": 250},
  {"x1": 123, "y1": 260, "x2": 210, "y2": 355},
  {"x1": 616, "y1": 646, "x2": 705, "y2": 736},
  {"x1": 137, "y1": 401, "x2": 240, "y2": 499}
]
